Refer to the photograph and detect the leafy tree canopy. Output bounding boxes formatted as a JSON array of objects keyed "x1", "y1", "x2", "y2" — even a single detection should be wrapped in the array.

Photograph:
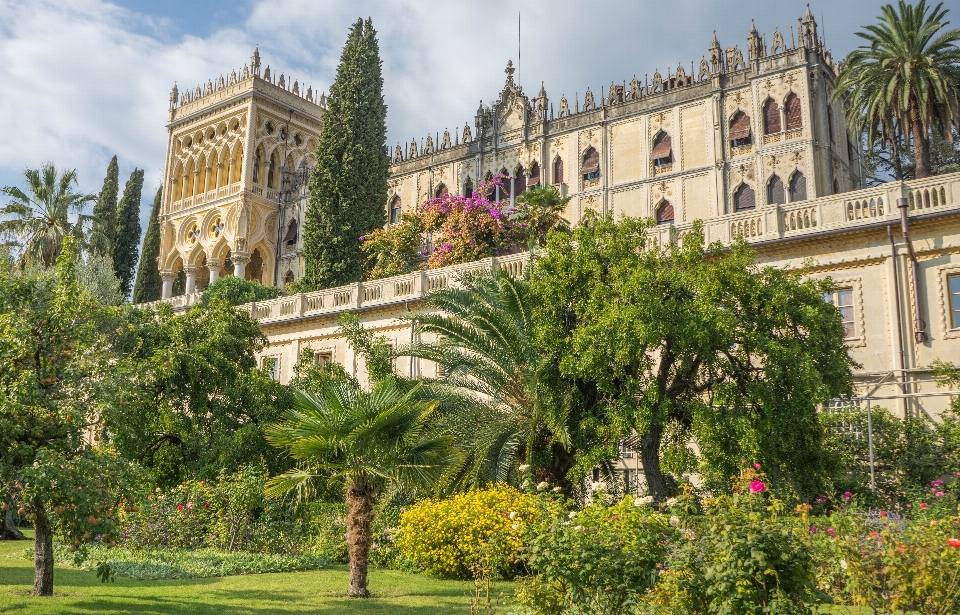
[{"x1": 197, "y1": 274, "x2": 282, "y2": 308}]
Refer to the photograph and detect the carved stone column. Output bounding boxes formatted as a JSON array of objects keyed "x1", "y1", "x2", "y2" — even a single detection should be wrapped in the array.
[
  {"x1": 184, "y1": 266, "x2": 197, "y2": 295},
  {"x1": 161, "y1": 271, "x2": 177, "y2": 299},
  {"x1": 232, "y1": 253, "x2": 251, "y2": 278},
  {"x1": 207, "y1": 258, "x2": 222, "y2": 284}
]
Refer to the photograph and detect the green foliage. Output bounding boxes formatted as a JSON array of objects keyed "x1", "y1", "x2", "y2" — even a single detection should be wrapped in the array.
[
  {"x1": 337, "y1": 312, "x2": 395, "y2": 385},
  {"x1": 0, "y1": 163, "x2": 98, "y2": 268},
  {"x1": 132, "y1": 187, "x2": 163, "y2": 303},
  {"x1": 397, "y1": 485, "x2": 540, "y2": 579},
  {"x1": 360, "y1": 212, "x2": 425, "y2": 280},
  {"x1": 197, "y1": 274, "x2": 282, "y2": 307},
  {"x1": 512, "y1": 184, "x2": 571, "y2": 249},
  {"x1": 91, "y1": 156, "x2": 119, "y2": 255},
  {"x1": 529, "y1": 215, "x2": 855, "y2": 500},
  {"x1": 290, "y1": 347, "x2": 359, "y2": 396},
  {"x1": 77, "y1": 254, "x2": 124, "y2": 306},
  {"x1": 111, "y1": 169, "x2": 143, "y2": 296},
  {"x1": 302, "y1": 18, "x2": 388, "y2": 290},
  {"x1": 520, "y1": 496, "x2": 677, "y2": 615}
]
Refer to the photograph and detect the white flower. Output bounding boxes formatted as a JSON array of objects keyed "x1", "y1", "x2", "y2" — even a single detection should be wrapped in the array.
[
  {"x1": 511, "y1": 524, "x2": 519, "y2": 531},
  {"x1": 669, "y1": 516, "x2": 681, "y2": 527},
  {"x1": 509, "y1": 511, "x2": 518, "y2": 520},
  {"x1": 536, "y1": 481, "x2": 550, "y2": 491},
  {"x1": 840, "y1": 559, "x2": 848, "y2": 571},
  {"x1": 574, "y1": 525, "x2": 584, "y2": 531},
  {"x1": 590, "y1": 481, "x2": 603, "y2": 491},
  {"x1": 634, "y1": 495, "x2": 654, "y2": 507},
  {"x1": 518, "y1": 464, "x2": 530, "y2": 472},
  {"x1": 521, "y1": 479, "x2": 532, "y2": 489},
  {"x1": 666, "y1": 497, "x2": 678, "y2": 506},
  {"x1": 552, "y1": 486, "x2": 562, "y2": 493},
  {"x1": 568, "y1": 511, "x2": 577, "y2": 519}
]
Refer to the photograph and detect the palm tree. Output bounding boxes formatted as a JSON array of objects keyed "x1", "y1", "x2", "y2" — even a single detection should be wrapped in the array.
[
  {"x1": 834, "y1": 0, "x2": 960, "y2": 178},
  {"x1": 403, "y1": 272, "x2": 579, "y2": 493},
  {"x1": 264, "y1": 380, "x2": 454, "y2": 598},
  {"x1": 512, "y1": 185, "x2": 570, "y2": 249},
  {"x1": 0, "y1": 164, "x2": 99, "y2": 267}
]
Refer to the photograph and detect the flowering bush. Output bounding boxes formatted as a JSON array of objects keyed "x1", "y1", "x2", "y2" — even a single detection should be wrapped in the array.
[
  {"x1": 360, "y1": 212, "x2": 425, "y2": 280},
  {"x1": 397, "y1": 485, "x2": 539, "y2": 579}
]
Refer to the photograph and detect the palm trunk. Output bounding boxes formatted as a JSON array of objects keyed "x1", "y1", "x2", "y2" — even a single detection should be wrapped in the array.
[
  {"x1": 345, "y1": 475, "x2": 374, "y2": 598},
  {"x1": 910, "y1": 97, "x2": 931, "y2": 179},
  {"x1": 639, "y1": 421, "x2": 669, "y2": 502},
  {"x1": 32, "y1": 501, "x2": 54, "y2": 597},
  {"x1": 1, "y1": 507, "x2": 27, "y2": 540}
]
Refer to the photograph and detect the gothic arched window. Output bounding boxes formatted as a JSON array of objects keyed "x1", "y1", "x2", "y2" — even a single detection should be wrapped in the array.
[
  {"x1": 763, "y1": 98, "x2": 781, "y2": 135},
  {"x1": 267, "y1": 152, "x2": 278, "y2": 189},
  {"x1": 582, "y1": 147, "x2": 600, "y2": 181},
  {"x1": 231, "y1": 145, "x2": 243, "y2": 183},
  {"x1": 656, "y1": 200, "x2": 674, "y2": 225},
  {"x1": 253, "y1": 149, "x2": 261, "y2": 184},
  {"x1": 767, "y1": 175, "x2": 785, "y2": 205},
  {"x1": 389, "y1": 196, "x2": 402, "y2": 225},
  {"x1": 434, "y1": 183, "x2": 448, "y2": 198},
  {"x1": 785, "y1": 93, "x2": 803, "y2": 131},
  {"x1": 789, "y1": 172, "x2": 807, "y2": 202},
  {"x1": 734, "y1": 184, "x2": 756, "y2": 212},
  {"x1": 528, "y1": 162, "x2": 540, "y2": 187},
  {"x1": 729, "y1": 111, "x2": 752, "y2": 147},
  {"x1": 652, "y1": 132, "x2": 673, "y2": 167},
  {"x1": 284, "y1": 270, "x2": 295, "y2": 285},
  {"x1": 553, "y1": 157, "x2": 564, "y2": 184},
  {"x1": 283, "y1": 219, "x2": 299, "y2": 246},
  {"x1": 514, "y1": 167, "x2": 527, "y2": 197},
  {"x1": 464, "y1": 177, "x2": 474, "y2": 197}
]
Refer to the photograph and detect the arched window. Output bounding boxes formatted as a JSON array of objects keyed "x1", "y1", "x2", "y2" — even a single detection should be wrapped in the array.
[
  {"x1": 767, "y1": 175, "x2": 785, "y2": 205},
  {"x1": 553, "y1": 157, "x2": 564, "y2": 184},
  {"x1": 184, "y1": 159, "x2": 195, "y2": 198},
  {"x1": 230, "y1": 145, "x2": 243, "y2": 183},
  {"x1": 729, "y1": 111, "x2": 752, "y2": 147},
  {"x1": 283, "y1": 219, "x2": 299, "y2": 246},
  {"x1": 734, "y1": 184, "x2": 756, "y2": 212},
  {"x1": 763, "y1": 98, "x2": 781, "y2": 135},
  {"x1": 582, "y1": 147, "x2": 600, "y2": 181},
  {"x1": 247, "y1": 249, "x2": 263, "y2": 283},
  {"x1": 514, "y1": 167, "x2": 527, "y2": 197},
  {"x1": 789, "y1": 172, "x2": 807, "y2": 202},
  {"x1": 652, "y1": 132, "x2": 673, "y2": 167},
  {"x1": 173, "y1": 163, "x2": 183, "y2": 201},
  {"x1": 253, "y1": 148, "x2": 262, "y2": 183},
  {"x1": 284, "y1": 270, "x2": 295, "y2": 286},
  {"x1": 827, "y1": 106, "x2": 834, "y2": 142},
  {"x1": 267, "y1": 152, "x2": 278, "y2": 189},
  {"x1": 389, "y1": 196, "x2": 402, "y2": 224},
  {"x1": 464, "y1": 177, "x2": 474, "y2": 197},
  {"x1": 656, "y1": 200, "x2": 674, "y2": 225},
  {"x1": 528, "y1": 162, "x2": 541, "y2": 188},
  {"x1": 785, "y1": 93, "x2": 802, "y2": 131},
  {"x1": 434, "y1": 183, "x2": 448, "y2": 198}
]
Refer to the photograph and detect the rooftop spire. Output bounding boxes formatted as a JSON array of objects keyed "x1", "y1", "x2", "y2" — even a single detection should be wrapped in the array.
[{"x1": 251, "y1": 45, "x2": 261, "y2": 76}]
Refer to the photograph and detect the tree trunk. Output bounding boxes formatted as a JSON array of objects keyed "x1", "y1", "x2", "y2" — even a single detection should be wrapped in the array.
[
  {"x1": 1, "y1": 507, "x2": 26, "y2": 540},
  {"x1": 345, "y1": 475, "x2": 374, "y2": 598},
  {"x1": 639, "y1": 422, "x2": 669, "y2": 502},
  {"x1": 910, "y1": 97, "x2": 931, "y2": 179},
  {"x1": 32, "y1": 501, "x2": 54, "y2": 597}
]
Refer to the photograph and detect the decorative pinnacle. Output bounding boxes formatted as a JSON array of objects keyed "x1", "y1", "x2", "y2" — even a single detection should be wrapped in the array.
[{"x1": 505, "y1": 60, "x2": 515, "y2": 79}]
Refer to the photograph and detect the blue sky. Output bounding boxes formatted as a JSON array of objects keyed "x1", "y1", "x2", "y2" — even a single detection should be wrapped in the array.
[{"x1": 0, "y1": 0, "x2": 912, "y2": 237}]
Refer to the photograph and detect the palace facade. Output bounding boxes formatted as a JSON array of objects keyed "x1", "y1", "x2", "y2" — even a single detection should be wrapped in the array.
[{"x1": 146, "y1": 10, "x2": 960, "y2": 429}]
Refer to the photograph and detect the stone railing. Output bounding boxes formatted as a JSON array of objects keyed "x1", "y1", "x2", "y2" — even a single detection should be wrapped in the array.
[{"x1": 169, "y1": 182, "x2": 243, "y2": 213}]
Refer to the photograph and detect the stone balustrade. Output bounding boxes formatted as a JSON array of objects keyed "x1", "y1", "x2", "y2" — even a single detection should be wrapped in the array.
[{"x1": 169, "y1": 182, "x2": 243, "y2": 213}]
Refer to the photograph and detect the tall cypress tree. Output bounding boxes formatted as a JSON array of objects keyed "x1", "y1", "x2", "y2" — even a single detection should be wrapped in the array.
[
  {"x1": 133, "y1": 186, "x2": 163, "y2": 303},
  {"x1": 92, "y1": 156, "x2": 119, "y2": 254},
  {"x1": 113, "y1": 169, "x2": 144, "y2": 297},
  {"x1": 302, "y1": 17, "x2": 389, "y2": 290}
]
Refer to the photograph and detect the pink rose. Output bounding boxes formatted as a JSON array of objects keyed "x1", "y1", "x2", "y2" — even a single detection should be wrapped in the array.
[
  {"x1": 749, "y1": 480, "x2": 766, "y2": 494},
  {"x1": 844, "y1": 492, "x2": 852, "y2": 501},
  {"x1": 753, "y1": 463, "x2": 760, "y2": 470},
  {"x1": 177, "y1": 504, "x2": 184, "y2": 511}
]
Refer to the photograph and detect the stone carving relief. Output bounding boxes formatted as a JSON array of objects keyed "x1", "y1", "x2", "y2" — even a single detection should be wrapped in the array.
[
  {"x1": 771, "y1": 29, "x2": 786, "y2": 54},
  {"x1": 726, "y1": 47, "x2": 745, "y2": 72},
  {"x1": 629, "y1": 76, "x2": 642, "y2": 101},
  {"x1": 559, "y1": 95, "x2": 570, "y2": 118},
  {"x1": 583, "y1": 88, "x2": 596, "y2": 111}
]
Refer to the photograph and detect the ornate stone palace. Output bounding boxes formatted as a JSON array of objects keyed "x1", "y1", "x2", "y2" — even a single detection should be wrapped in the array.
[{"x1": 148, "y1": 10, "x2": 960, "y2": 426}]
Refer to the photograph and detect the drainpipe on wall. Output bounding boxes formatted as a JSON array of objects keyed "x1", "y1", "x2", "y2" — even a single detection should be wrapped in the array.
[
  {"x1": 887, "y1": 225, "x2": 910, "y2": 418},
  {"x1": 897, "y1": 197, "x2": 928, "y2": 343}
]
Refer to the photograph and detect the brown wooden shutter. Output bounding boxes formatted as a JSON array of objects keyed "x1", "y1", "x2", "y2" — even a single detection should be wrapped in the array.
[
  {"x1": 785, "y1": 93, "x2": 802, "y2": 131},
  {"x1": 554, "y1": 158, "x2": 564, "y2": 183},
  {"x1": 582, "y1": 148, "x2": 600, "y2": 174},
  {"x1": 651, "y1": 133, "x2": 672, "y2": 160},
  {"x1": 735, "y1": 184, "x2": 756, "y2": 211},
  {"x1": 514, "y1": 168, "x2": 526, "y2": 196},
  {"x1": 435, "y1": 183, "x2": 448, "y2": 198},
  {"x1": 729, "y1": 112, "x2": 752, "y2": 141},
  {"x1": 763, "y1": 98, "x2": 781, "y2": 134},
  {"x1": 790, "y1": 172, "x2": 807, "y2": 201},
  {"x1": 656, "y1": 201, "x2": 674, "y2": 224},
  {"x1": 283, "y1": 219, "x2": 299, "y2": 244},
  {"x1": 767, "y1": 175, "x2": 785, "y2": 205},
  {"x1": 528, "y1": 162, "x2": 540, "y2": 186}
]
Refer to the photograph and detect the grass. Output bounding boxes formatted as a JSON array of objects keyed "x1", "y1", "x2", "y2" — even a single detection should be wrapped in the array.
[{"x1": 0, "y1": 533, "x2": 516, "y2": 614}]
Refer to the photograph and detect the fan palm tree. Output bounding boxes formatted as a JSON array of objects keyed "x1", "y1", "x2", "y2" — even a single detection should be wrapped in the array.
[
  {"x1": 512, "y1": 185, "x2": 571, "y2": 249},
  {"x1": 0, "y1": 164, "x2": 99, "y2": 268},
  {"x1": 834, "y1": 0, "x2": 960, "y2": 178},
  {"x1": 403, "y1": 272, "x2": 577, "y2": 493},
  {"x1": 264, "y1": 379, "x2": 454, "y2": 598}
]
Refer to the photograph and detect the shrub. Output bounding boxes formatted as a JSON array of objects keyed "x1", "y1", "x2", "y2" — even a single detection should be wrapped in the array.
[
  {"x1": 397, "y1": 485, "x2": 539, "y2": 579},
  {"x1": 360, "y1": 212, "x2": 425, "y2": 280},
  {"x1": 198, "y1": 275, "x2": 281, "y2": 307}
]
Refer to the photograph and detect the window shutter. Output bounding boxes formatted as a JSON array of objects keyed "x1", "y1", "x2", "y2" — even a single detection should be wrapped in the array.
[
  {"x1": 790, "y1": 172, "x2": 807, "y2": 202},
  {"x1": 785, "y1": 93, "x2": 802, "y2": 131},
  {"x1": 729, "y1": 112, "x2": 752, "y2": 141},
  {"x1": 514, "y1": 169, "x2": 526, "y2": 196},
  {"x1": 554, "y1": 158, "x2": 564, "y2": 183},
  {"x1": 528, "y1": 162, "x2": 540, "y2": 186},
  {"x1": 283, "y1": 219, "x2": 299, "y2": 244},
  {"x1": 656, "y1": 201, "x2": 674, "y2": 224},
  {"x1": 763, "y1": 99, "x2": 781, "y2": 134},
  {"x1": 767, "y1": 175, "x2": 785, "y2": 205},
  {"x1": 734, "y1": 184, "x2": 756, "y2": 211},
  {"x1": 651, "y1": 133, "x2": 672, "y2": 160},
  {"x1": 581, "y1": 148, "x2": 600, "y2": 175}
]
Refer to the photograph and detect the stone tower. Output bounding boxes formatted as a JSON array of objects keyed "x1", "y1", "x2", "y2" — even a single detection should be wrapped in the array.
[{"x1": 157, "y1": 48, "x2": 323, "y2": 299}]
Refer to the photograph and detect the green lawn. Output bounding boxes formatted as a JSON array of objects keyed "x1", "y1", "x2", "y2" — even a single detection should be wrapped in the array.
[{"x1": 0, "y1": 535, "x2": 515, "y2": 614}]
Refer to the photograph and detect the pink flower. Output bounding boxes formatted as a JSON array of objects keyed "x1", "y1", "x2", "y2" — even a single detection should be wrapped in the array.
[
  {"x1": 827, "y1": 527, "x2": 836, "y2": 537},
  {"x1": 177, "y1": 504, "x2": 184, "y2": 511},
  {"x1": 204, "y1": 503, "x2": 210, "y2": 509},
  {"x1": 187, "y1": 502, "x2": 194, "y2": 509},
  {"x1": 749, "y1": 480, "x2": 766, "y2": 494},
  {"x1": 810, "y1": 525, "x2": 817, "y2": 534},
  {"x1": 907, "y1": 504, "x2": 912, "y2": 508},
  {"x1": 753, "y1": 463, "x2": 761, "y2": 470},
  {"x1": 936, "y1": 491, "x2": 945, "y2": 497},
  {"x1": 843, "y1": 492, "x2": 852, "y2": 501}
]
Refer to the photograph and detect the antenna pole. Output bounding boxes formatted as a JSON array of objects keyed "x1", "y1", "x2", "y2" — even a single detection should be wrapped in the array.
[{"x1": 518, "y1": 12, "x2": 521, "y2": 85}]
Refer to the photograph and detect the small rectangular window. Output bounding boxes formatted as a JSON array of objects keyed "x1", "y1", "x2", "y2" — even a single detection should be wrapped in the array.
[
  {"x1": 949, "y1": 274, "x2": 960, "y2": 329},
  {"x1": 263, "y1": 357, "x2": 280, "y2": 381},
  {"x1": 314, "y1": 351, "x2": 333, "y2": 367},
  {"x1": 823, "y1": 288, "x2": 856, "y2": 338}
]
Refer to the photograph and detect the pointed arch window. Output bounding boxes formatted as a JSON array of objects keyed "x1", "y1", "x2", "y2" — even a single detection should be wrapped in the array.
[
  {"x1": 434, "y1": 183, "x2": 448, "y2": 199},
  {"x1": 464, "y1": 177, "x2": 474, "y2": 197},
  {"x1": 231, "y1": 145, "x2": 243, "y2": 183},
  {"x1": 785, "y1": 93, "x2": 803, "y2": 131},
  {"x1": 267, "y1": 152, "x2": 278, "y2": 189},
  {"x1": 652, "y1": 132, "x2": 673, "y2": 167},
  {"x1": 253, "y1": 149, "x2": 261, "y2": 183},
  {"x1": 763, "y1": 98, "x2": 781, "y2": 135},
  {"x1": 789, "y1": 172, "x2": 807, "y2": 202},
  {"x1": 514, "y1": 167, "x2": 527, "y2": 197},
  {"x1": 767, "y1": 175, "x2": 785, "y2": 205},
  {"x1": 528, "y1": 162, "x2": 540, "y2": 187},
  {"x1": 729, "y1": 111, "x2": 752, "y2": 147},
  {"x1": 582, "y1": 147, "x2": 600, "y2": 181},
  {"x1": 656, "y1": 200, "x2": 674, "y2": 225},
  {"x1": 734, "y1": 184, "x2": 756, "y2": 212},
  {"x1": 389, "y1": 196, "x2": 402, "y2": 225},
  {"x1": 284, "y1": 270, "x2": 295, "y2": 286},
  {"x1": 553, "y1": 157, "x2": 564, "y2": 184},
  {"x1": 283, "y1": 219, "x2": 299, "y2": 246}
]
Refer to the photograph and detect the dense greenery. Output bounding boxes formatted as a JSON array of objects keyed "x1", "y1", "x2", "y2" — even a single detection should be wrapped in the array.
[
  {"x1": 132, "y1": 187, "x2": 163, "y2": 303},
  {"x1": 302, "y1": 18, "x2": 389, "y2": 289},
  {"x1": 197, "y1": 275, "x2": 282, "y2": 308},
  {"x1": 91, "y1": 156, "x2": 119, "y2": 255},
  {"x1": 111, "y1": 169, "x2": 143, "y2": 296}
]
